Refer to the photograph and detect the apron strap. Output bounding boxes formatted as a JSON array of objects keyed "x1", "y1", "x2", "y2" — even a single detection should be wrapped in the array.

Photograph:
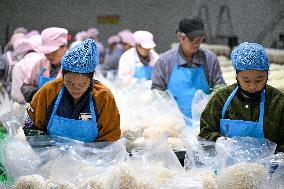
[
  {"x1": 198, "y1": 50, "x2": 210, "y2": 88},
  {"x1": 88, "y1": 92, "x2": 97, "y2": 122},
  {"x1": 258, "y1": 89, "x2": 266, "y2": 126},
  {"x1": 51, "y1": 87, "x2": 64, "y2": 117},
  {"x1": 221, "y1": 86, "x2": 266, "y2": 125},
  {"x1": 222, "y1": 86, "x2": 239, "y2": 119},
  {"x1": 40, "y1": 67, "x2": 46, "y2": 75},
  {"x1": 52, "y1": 87, "x2": 97, "y2": 122}
]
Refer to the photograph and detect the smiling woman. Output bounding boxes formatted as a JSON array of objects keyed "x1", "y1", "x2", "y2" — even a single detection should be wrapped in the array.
[{"x1": 24, "y1": 39, "x2": 121, "y2": 142}]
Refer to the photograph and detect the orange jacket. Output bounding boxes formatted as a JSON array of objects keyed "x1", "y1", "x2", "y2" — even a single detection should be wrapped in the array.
[{"x1": 27, "y1": 77, "x2": 121, "y2": 141}]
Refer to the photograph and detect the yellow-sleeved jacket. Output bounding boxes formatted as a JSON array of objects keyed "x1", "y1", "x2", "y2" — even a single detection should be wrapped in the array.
[{"x1": 27, "y1": 77, "x2": 121, "y2": 141}]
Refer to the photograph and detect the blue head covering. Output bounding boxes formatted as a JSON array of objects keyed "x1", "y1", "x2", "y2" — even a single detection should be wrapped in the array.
[
  {"x1": 61, "y1": 39, "x2": 99, "y2": 73},
  {"x1": 231, "y1": 42, "x2": 270, "y2": 71}
]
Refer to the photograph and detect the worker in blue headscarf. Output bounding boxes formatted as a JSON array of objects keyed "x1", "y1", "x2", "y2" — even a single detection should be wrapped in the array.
[
  {"x1": 199, "y1": 42, "x2": 284, "y2": 153},
  {"x1": 25, "y1": 39, "x2": 121, "y2": 142}
]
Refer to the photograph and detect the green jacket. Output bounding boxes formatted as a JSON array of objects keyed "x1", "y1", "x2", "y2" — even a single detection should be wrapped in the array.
[
  {"x1": 0, "y1": 127, "x2": 7, "y2": 183},
  {"x1": 199, "y1": 83, "x2": 284, "y2": 153}
]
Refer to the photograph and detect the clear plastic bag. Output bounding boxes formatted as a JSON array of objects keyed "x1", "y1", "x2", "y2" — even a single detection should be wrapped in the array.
[
  {"x1": 184, "y1": 137, "x2": 217, "y2": 171},
  {"x1": 121, "y1": 137, "x2": 186, "y2": 188},
  {"x1": 0, "y1": 91, "x2": 26, "y2": 131},
  {"x1": 269, "y1": 160, "x2": 284, "y2": 189},
  {"x1": 95, "y1": 76, "x2": 187, "y2": 152},
  {"x1": 78, "y1": 166, "x2": 116, "y2": 189},
  {"x1": 143, "y1": 136, "x2": 184, "y2": 171},
  {"x1": 35, "y1": 137, "x2": 127, "y2": 186},
  {"x1": 121, "y1": 116, "x2": 144, "y2": 141},
  {"x1": 216, "y1": 136, "x2": 277, "y2": 167},
  {"x1": 4, "y1": 136, "x2": 40, "y2": 179},
  {"x1": 191, "y1": 90, "x2": 210, "y2": 129},
  {"x1": 260, "y1": 152, "x2": 284, "y2": 189},
  {"x1": 125, "y1": 137, "x2": 146, "y2": 152},
  {"x1": 128, "y1": 136, "x2": 208, "y2": 188},
  {"x1": 215, "y1": 137, "x2": 277, "y2": 189},
  {"x1": 110, "y1": 162, "x2": 157, "y2": 189},
  {"x1": 117, "y1": 84, "x2": 186, "y2": 152},
  {"x1": 183, "y1": 137, "x2": 218, "y2": 189},
  {"x1": 217, "y1": 162, "x2": 269, "y2": 189},
  {"x1": 161, "y1": 175, "x2": 203, "y2": 189},
  {"x1": 3, "y1": 134, "x2": 128, "y2": 187}
]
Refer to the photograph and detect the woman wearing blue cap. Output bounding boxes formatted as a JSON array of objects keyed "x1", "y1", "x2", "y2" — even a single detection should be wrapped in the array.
[
  {"x1": 199, "y1": 42, "x2": 284, "y2": 153},
  {"x1": 24, "y1": 39, "x2": 121, "y2": 142}
]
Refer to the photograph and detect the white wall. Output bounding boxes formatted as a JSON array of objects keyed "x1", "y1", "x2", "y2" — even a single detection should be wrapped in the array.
[{"x1": 0, "y1": 0, "x2": 283, "y2": 53}]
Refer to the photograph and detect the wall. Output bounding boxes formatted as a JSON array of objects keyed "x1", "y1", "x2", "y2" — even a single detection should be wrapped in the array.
[{"x1": 0, "y1": 0, "x2": 283, "y2": 53}]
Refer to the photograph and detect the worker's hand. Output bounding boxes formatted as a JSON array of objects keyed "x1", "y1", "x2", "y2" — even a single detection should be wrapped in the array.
[
  {"x1": 23, "y1": 127, "x2": 47, "y2": 136},
  {"x1": 269, "y1": 152, "x2": 284, "y2": 174},
  {"x1": 269, "y1": 161, "x2": 280, "y2": 174}
]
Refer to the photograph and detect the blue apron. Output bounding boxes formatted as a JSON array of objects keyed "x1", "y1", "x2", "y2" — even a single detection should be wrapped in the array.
[
  {"x1": 134, "y1": 65, "x2": 153, "y2": 80},
  {"x1": 47, "y1": 87, "x2": 99, "y2": 142},
  {"x1": 168, "y1": 64, "x2": 210, "y2": 120},
  {"x1": 38, "y1": 67, "x2": 56, "y2": 88},
  {"x1": 220, "y1": 86, "x2": 265, "y2": 138}
]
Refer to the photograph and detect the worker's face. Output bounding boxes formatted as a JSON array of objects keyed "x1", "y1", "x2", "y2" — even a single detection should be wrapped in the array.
[
  {"x1": 45, "y1": 45, "x2": 67, "y2": 65},
  {"x1": 237, "y1": 70, "x2": 268, "y2": 93},
  {"x1": 63, "y1": 72, "x2": 91, "y2": 100},
  {"x1": 136, "y1": 45, "x2": 151, "y2": 57},
  {"x1": 177, "y1": 33, "x2": 204, "y2": 55}
]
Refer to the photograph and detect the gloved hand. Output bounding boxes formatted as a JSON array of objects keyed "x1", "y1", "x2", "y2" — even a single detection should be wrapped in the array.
[
  {"x1": 23, "y1": 116, "x2": 47, "y2": 136},
  {"x1": 23, "y1": 127, "x2": 47, "y2": 136},
  {"x1": 269, "y1": 161, "x2": 280, "y2": 174},
  {"x1": 269, "y1": 152, "x2": 284, "y2": 174}
]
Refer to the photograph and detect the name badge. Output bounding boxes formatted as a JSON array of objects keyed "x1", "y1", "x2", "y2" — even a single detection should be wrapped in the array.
[{"x1": 79, "y1": 113, "x2": 92, "y2": 121}]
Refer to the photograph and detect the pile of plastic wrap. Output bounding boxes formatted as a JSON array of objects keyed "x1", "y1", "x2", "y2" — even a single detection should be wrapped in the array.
[
  {"x1": 96, "y1": 73, "x2": 210, "y2": 153},
  {"x1": 183, "y1": 136, "x2": 284, "y2": 189},
  {"x1": 5, "y1": 136, "x2": 129, "y2": 188},
  {"x1": 96, "y1": 74, "x2": 186, "y2": 152},
  {"x1": 221, "y1": 137, "x2": 284, "y2": 189},
  {"x1": 3, "y1": 130, "x2": 283, "y2": 188},
  {"x1": 2, "y1": 134, "x2": 205, "y2": 188}
]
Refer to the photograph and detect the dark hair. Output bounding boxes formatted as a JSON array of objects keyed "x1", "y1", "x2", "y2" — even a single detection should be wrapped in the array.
[
  {"x1": 62, "y1": 69, "x2": 94, "y2": 79},
  {"x1": 236, "y1": 70, "x2": 269, "y2": 74},
  {"x1": 178, "y1": 17, "x2": 204, "y2": 33}
]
